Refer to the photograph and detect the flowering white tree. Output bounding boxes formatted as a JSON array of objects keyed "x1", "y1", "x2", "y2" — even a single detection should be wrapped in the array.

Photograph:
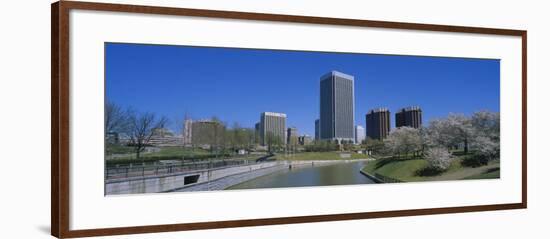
[
  {"x1": 425, "y1": 118, "x2": 454, "y2": 149},
  {"x1": 424, "y1": 111, "x2": 500, "y2": 167},
  {"x1": 425, "y1": 147, "x2": 453, "y2": 170},
  {"x1": 384, "y1": 127, "x2": 423, "y2": 158},
  {"x1": 470, "y1": 136, "x2": 499, "y2": 160},
  {"x1": 426, "y1": 113, "x2": 475, "y2": 154},
  {"x1": 471, "y1": 111, "x2": 500, "y2": 135},
  {"x1": 447, "y1": 114, "x2": 476, "y2": 153},
  {"x1": 470, "y1": 111, "x2": 500, "y2": 161}
]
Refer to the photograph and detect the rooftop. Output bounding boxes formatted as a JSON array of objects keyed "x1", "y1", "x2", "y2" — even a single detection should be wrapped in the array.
[
  {"x1": 367, "y1": 107, "x2": 390, "y2": 114},
  {"x1": 262, "y1": 112, "x2": 287, "y2": 117},
  {"x1": 398, "y1": 106, "x2": 422, "y2": 112},
  {"x1": 320, "y1": 70, "x2": 355, "y2": 81}
]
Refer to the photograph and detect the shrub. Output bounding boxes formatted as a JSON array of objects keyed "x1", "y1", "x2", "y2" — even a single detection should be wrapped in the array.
[
  {"x1": 461, "y1": 153, "x2": 489, "y2": 167},
  {"x1": 425, "y1": 147, "x2": 452, "y2": 171}
]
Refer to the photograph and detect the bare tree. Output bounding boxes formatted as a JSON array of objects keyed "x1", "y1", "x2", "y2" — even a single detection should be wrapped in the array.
[
  {"x1": 171, "y1": 115, "x2": 185, "y2": 137},
  {"x1": 211, "y1": 116, "x2": 225, "y2": 157},
  {"x1": 127, "y1": 110, "x2": 168, "y2": 159},
  {"x1": 231, "y1": 122, "x2": 251, "y2": 152},
  {"x1": 266, "y1": 132, "x2": 282, "y2": 153},
  {"x1": 105, "y1": 101, "x2": 128, "y2": 134}
]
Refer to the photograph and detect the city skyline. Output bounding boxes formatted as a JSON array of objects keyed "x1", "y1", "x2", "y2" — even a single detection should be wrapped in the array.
[{"x1": 105, "y1": 43, "x2": 500, "y2": 136}]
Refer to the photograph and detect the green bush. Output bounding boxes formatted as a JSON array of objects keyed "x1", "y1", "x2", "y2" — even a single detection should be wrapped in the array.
[{"x1": 461, "y1": 153, "x2": 490, "y2": 167}]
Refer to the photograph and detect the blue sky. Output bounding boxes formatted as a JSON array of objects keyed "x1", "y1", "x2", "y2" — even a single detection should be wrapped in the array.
[{"x1": 105, "y1": 43, "x2": 500, "y2": 136}]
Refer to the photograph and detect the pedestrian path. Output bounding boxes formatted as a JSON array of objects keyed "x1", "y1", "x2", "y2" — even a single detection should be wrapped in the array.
[{"x1": 173, "y1": 164, "x2": 287, "y2": 192}]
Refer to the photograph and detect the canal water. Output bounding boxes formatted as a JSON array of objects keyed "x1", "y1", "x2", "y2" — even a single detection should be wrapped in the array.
[{"x1": 227, "y1": 161, "x2": 375, "y2": 190}]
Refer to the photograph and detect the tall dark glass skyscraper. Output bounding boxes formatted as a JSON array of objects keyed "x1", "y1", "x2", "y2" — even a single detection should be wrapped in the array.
[
  {"x1": 395, "y1": 106, "x2": 422, "y2": 128},
  {"x1": 366, "y1": 108, "x2": 391, "y2": 140},
  {"x1": 319, "y1": 71, "x2": 355, "y2": 143},
  {"x1": 314, "y1": 119, "x2": 320, "y2": 141}
]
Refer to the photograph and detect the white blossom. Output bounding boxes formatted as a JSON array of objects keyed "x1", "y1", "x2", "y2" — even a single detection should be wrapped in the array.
[
  {"x1": 384, "y1": 127, "x2": 423, "y2": 156},
  {"x1": 425, "y1": 147, "x2": 453, "y2": 170}
]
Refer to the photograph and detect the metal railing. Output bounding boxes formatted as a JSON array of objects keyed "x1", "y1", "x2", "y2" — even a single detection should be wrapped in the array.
[{"x1": 106, "y1": 159, "x2": 256, "y2": 180}]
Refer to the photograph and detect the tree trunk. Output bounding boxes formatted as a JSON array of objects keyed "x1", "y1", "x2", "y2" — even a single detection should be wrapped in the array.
[{"x1": 464, "y1": 138, "x2": 469, "y2": 154}]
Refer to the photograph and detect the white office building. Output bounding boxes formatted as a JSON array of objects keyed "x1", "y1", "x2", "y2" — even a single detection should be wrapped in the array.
[
  {"x1": 355, "y1": 125, "x2": 365, "y2": 144},
  {"x1": 260, "y1": 112, "x2": 287, "y2": 146}
]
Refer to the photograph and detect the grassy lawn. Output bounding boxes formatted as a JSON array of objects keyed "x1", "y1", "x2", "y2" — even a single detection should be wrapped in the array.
[
  {"x1": 143, "y1": 146, "x2": 211, "y2": 158},
  {"x1": 273, "y1": 151, "x2": 369, "y2": 161},
  {"x1": 107, "y1": 146, "x2": 210, "y2": 159},
  {"x1": 361, "y1": 155, "x2": 500, "y2": 182},
  {"x1": 463, "y1": 168, "x2": 500, "y2": 180},
  {"x1": 106, "y1": 144, "x2": 136, "y2": 154},
  {"x1": 106, "y1": 146, "x2": 260, "y2": 165}
]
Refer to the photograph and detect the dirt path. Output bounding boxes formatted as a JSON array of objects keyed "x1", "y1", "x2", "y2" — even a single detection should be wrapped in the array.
[{"x1": 430, "y1": 163, "x2": 499, "y2": 181}]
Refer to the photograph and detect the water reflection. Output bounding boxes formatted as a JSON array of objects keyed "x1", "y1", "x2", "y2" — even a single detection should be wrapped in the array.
[{"x1": 227, "y1": 161, "x2": 374, "y2": 190}]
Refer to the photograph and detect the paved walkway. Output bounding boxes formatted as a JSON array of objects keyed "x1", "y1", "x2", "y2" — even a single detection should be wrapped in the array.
[
  {"x1": 171, "y1": 164, "x2": 288, "y2": 192},
  {"x1": 431, "y1": 163, "x2": 500, "y2": 181}
]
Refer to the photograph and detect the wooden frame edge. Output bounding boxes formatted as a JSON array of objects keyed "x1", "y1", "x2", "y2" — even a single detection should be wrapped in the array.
[
  {"x1": 521, "y1": 31, "x2": 527, "y2": 209},
  {"x1": 61, "y1": 203, "x2": 524, "y2": 238},
  {"x1": 51, "y1": 1, "x2": 60, "y2": 237},
  {"x1": 52, "y1": 1, "x2": 71, "y2": 237},
  {"x1": 51, "y1": 1, "x2": 528, "y2": 238},
  {"x1": 59, "y1": 1, "x2": 525, "y2": 36}
]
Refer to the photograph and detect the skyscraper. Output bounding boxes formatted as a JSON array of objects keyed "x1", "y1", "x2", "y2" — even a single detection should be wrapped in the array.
[
  {"x1": 319, "y1": 71, "x2": 355, "y2": 143},
  {"x1": 260, "y1": 112, "x2": 287, "y2": 146},
  {"x1": 315, "y1": 119, "x2": 320, "y2": 141},
  {"x1": 287, "y1": 127, "x2": 298, "y2": 145},
  {"x1": 366, "y1": 108, "x2": 391, "y2": 140},
  {"x1": 395, "y1": 106, "x2": 423, "y2": 128},
  {"x1": 355, "y1": 125, "x2": 365, "y2": 144}
]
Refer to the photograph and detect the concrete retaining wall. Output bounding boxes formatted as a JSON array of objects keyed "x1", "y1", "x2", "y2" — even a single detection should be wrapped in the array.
[
  {"x1": 106, "y1": 162, "x2": 279, "y2": 195},
  {"x1": 106, "y1": 159, "x2": 371, "y2": 195}
]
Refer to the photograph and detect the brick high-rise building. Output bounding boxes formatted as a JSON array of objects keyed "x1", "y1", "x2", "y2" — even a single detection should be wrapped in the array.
[
  {"x1": 366, "y1": 108, "x2": 391, "y2": 140},
  {"x1": 395, "y1": 106, "x2": 422, "y2": 128},
  {"x1": 184, "y1": 119, "x2": 225, "y2": 146}
]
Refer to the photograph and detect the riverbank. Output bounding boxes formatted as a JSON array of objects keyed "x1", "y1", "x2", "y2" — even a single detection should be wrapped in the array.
[
  {"x1": 175, "y1": 159, "x2": 372, "y2": 192},
  {"x1": 359, "y1": 169, "x2": 384, "y2": 183},
  {"x1": 361, "y1": 156, "x2": 500, "y2": 183},
  {"x1": 106, "y1": 161, "x2": 281, "y2": 194},
  {"x1": 170, "y1": 164, "x2": 288, "y2": 192},
  {"x1": 106, "y1": 158, "x2": 373, "y2": 194},
  {"x1": 272, "y1": 152, "x2": 370, "y2": 161},
  {"x1": 286, "y1": 158, "x2": 371, "y2": 168},
  {"x1": 228, "y1": 159, "x2": 374, "y2": 190}
]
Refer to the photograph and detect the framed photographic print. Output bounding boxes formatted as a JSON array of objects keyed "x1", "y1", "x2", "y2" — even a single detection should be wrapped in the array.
[{"x1": 51, "y1": 1, "x2": 527, "y2": 238}]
